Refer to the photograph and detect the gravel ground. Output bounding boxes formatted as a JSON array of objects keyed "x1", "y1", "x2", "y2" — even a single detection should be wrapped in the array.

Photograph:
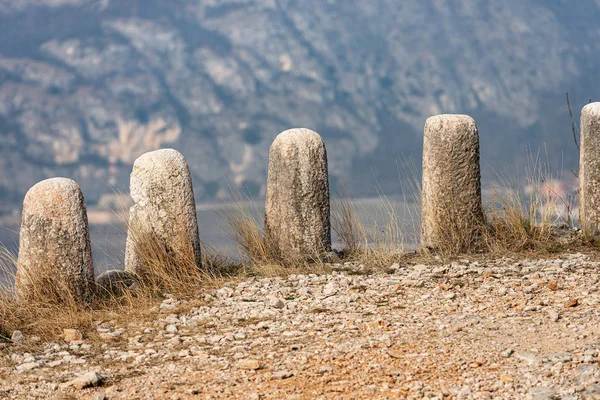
[{"x1": 2, "y1": 253, "x2": 600, "y2": 399}]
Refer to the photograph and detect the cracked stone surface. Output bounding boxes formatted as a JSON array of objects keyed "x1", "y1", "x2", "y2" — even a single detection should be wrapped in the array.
[
  {"x1": 124, "y1": 149, "x2": 202, "y2": 274},
  {"x1": 16, "y1": 177, "x2": 95, "y2": 303},
  {"x1": 264, "y1": 128, "x2": 331, "y2": 261},
  {"x1": 579, "y1": 102, "x2": 600, "y2": 236},
  {"x1": 421, "y1": 114, "x2": 484, "y2": 250}
]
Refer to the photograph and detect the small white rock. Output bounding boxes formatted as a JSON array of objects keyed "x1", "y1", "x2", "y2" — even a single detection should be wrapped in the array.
[
  {"x1": 61, "y1": 371, "x2": 105, "y2": 389},
  {"x1": 11, "y1": 330, "x2": 25, "y2": 345},
  {"x1": 273, "y1": 370, "x2": 293, "y2": 379}
]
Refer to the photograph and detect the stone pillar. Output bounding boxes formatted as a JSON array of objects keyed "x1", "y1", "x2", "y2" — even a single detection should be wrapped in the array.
[
  {"x1": 579, "y1": 102, "x2": 600, "y2": 236},
  {"x1": 16, "y1": 178, "x2": 95, "y2": 302},
  {"x1": 421, "y1": 114, "x2": 484, "y2": 249},
  {"x1": 125, "y1": 149, "x2": 201, "y2": 274},
  {"x1": 264, "y1": 128, "x2": 331, "y2": 261}
]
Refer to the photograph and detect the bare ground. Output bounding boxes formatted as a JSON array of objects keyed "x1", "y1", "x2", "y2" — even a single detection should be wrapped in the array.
[{"x1": 2, "y1": 252, "x2": 600, "y2": 399}]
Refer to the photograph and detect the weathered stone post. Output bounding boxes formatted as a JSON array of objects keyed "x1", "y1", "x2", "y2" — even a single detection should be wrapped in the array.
[
  {"x1": 421, "y1": 114, "x2": 484, "y2": 249},
  {"x1": 579, "y1": 102, "x2": 600, "y2": 236},
  {"x1": 17, "y1": 178, "x2": 95, "y2": 302},
  {"x1": 264, "y1": 128, "x2": 331, "y2": 261},
  {"x1": 124, "y1": 149, "x2": 201, "y2": 274}
]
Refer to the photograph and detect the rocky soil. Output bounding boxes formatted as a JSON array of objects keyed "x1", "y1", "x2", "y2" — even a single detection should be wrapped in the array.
[{"x1": 3, "y1": 253, "x2": 600, "y2": 399}]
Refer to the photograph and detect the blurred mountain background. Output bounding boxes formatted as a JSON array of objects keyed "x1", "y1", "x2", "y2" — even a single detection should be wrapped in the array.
[{"x1": 0, "y1": 0, "x2": 598, "y2": 213}]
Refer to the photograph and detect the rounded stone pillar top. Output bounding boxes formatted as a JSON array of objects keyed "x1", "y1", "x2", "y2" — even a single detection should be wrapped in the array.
[
  {"x1": 130, "y1": 148, "x2": 191, "y2": 204},
  {"x1": 133, "y1": 148, "x2": 186, "y2": 168},
  {"x1": 270, "y1": 128, "x2": 325, "y2": 152},
  {"x1": 425, "y1": 114, "x2": 478, "y2": 140},
  {"x1": 274, "y1": 127, "x2": 323, "y2": 140},
  {"x1": 23, "y1": 178, "x2": 83, "y2": 217},
  {"x1": 582, "y1": 102, "x2": 600, "y2": 117}
]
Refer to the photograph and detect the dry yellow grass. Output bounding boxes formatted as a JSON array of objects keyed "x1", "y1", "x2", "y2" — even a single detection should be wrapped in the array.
[
  {"x1": 330, "y1": 163, "x2": 421, "y2": 268},
  {"x1": 420, "y1": 202, "x2": 487, "y2": 257},
  {"x1": 219, "y1": 198, "x2": 278, "y2": 265},
  {"x1": 0, "y1": 218, "x2": 238, "y2": 345},
  {"x1": 0, "y1": 210, "x2": 328, "y2": 344},
  {"x1": 483, "y1": 151, "x2": 565, "y2": 254},
  {"x1": 219, "y1": 195, "x2": 335, "y2": 268},
  {"x1": 332, "y1": 194, "x2": 405, "y2": 269},
  {"x1": 0, "y1": 249, "x2": 136, "y2": 344},
  {"x1": 125, "y1": 228, "x2": 201, "y2": 296},
  {"x1": 0, "y1": 245, "x2": 106, "y2": 344},
  {"x1": 0, "y1": 152, "x2": 580, "y2": 344},
  {"x1": 415, "y1": 150, "x2": 575, "y2": 257}
]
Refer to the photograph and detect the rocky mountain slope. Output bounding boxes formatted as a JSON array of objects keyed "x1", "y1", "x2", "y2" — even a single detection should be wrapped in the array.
[{"x1": 0, "y1": 0, "x2": 598, "y2": 210}]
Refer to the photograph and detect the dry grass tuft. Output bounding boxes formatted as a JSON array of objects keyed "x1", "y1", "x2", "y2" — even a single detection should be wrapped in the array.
[
  {"x1": 0, "y1": 246, "x2": 98, "y2": 343},
  {"x1": 332, "y1": 183, "x2": 409, "y2": 269},
  {"x1": 0, "y1": 197, "x2": 332, "y2": 343},
  {"x1": 421, "y1": 202, "x2": 486, "y2": 257},
  {"x1": 219, "y1": 198, "x2": 278, "y2": 265},
  {"x1": 125, "y1": 228, "x2": 203, "y2": 296},
  {"x1": 0, "y1": 152, "x2": 580, "y2": 344},
  {"x1": 330, "y1": 161, "x2": 423, "y2": 268},
  {"x1": 484, "y1": 187, "x2": 554, "y2": 253},
  {"x1": 333, "y1": 153, "x2": 576, "y2": 260},
  {"x1": 483, "y1": 151, "x2": 565, "y2": 254},
  {"x1": 331, "y1": 193, "x2": 360, "y2": 254},
  {"x1": 219, "y1": 196, "x2": 333, "y2": 268},
  {"x1": 0, "y1": 221, "x2": 243, "y2": 344}
]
